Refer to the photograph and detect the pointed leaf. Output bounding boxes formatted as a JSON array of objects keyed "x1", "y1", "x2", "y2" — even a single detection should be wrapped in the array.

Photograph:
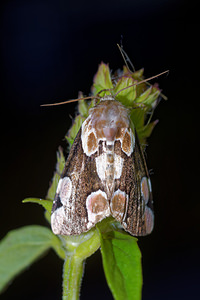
[
  {"x1": 0, "y1": 225, "x2": 64, "y2": 293},
  {"x1": 92, "y1": 63, "x2": 113, "y2": 95},
  {"x1": 130, "y1": 108, "x2": 145, "y2": 130},
  {"x1": 46, "y1": 172, "x2": 60, "y2": 201},
  {"x1": 131, "y1": 68, "x2": 144, "y2": 80},
  {"x1": 22, "y1": 198, "x2": 52, "y2": 214},
  {"x1": 142, "y1": 89, "x2": 160, "y2": 107},
  {"x1": 46, "y1": 147, "x2": 65, "y2": 201},
  {"x1": 66, "y1": 115, "x2": 85, "y2": 146},
  {"x1": 56, "y1": 146, "x2": 66, "y2": 175},
  {"x1": 114, "y1": 77, "x2": 137, "y2": 106},
  {"x1": 78, "y1": 99, "x2": 89, "y2": 118},
  {"x1": 122, "y1": 67, "x2": 144, "y2": 80},
  {"x1": 98, "y1": 230, "x2": 142, "y2": 300},
  {"x1": 137, "y1": 120, "x2": 158, "y2": 140},
  {"x1": 135, "y1": 87, "x2": 152, "y2": 103}
]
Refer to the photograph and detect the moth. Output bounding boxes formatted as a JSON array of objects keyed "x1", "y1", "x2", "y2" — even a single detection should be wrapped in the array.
[{"x1": 51, "y1": 95, "x2": 154, "y2": 236}]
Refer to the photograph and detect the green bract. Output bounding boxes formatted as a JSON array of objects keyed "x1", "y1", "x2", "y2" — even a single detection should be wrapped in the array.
[{"x1": 1, "y1": 62, "x2": 162, "y2": 300}]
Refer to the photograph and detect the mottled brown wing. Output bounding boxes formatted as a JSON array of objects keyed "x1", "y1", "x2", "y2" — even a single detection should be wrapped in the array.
[
  {"x1": 51, "y1": 129, "x2": 106, "y2": 235},
  {"x1": 114, "y1": 130, "x2": 154, "y2": 236}
]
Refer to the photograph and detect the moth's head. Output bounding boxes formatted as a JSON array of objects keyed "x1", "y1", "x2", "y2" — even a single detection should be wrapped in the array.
[{"x1": 99, "y1": 95, "x2": 115, "y2": 102}]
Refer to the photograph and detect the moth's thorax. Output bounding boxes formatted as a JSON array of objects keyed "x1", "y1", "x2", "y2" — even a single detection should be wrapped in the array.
[{"x1": 89, "y1": 99, "x2": 130, "y2": 141}]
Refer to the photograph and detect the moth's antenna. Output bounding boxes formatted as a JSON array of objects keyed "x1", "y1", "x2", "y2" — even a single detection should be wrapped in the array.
[
  {"x1": 117, "y1": 43, "x2": 135, "y2": 73},
  {"x1": 41, "y1": 87, "x2": 115, "y2": 107},
  {"x1": 114, "y1": 70, "x2": 169, "y2": 97},
  {"x1": 40, "y1": 96, "x2": 95, "y2": 107}
]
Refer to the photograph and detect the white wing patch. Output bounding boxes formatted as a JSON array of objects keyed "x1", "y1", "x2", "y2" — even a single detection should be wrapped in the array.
[
  {"x1": 86, "y1": 190, "x2": 110, "y2": 229},
  {"x1": 59, "y1": 177, "x2": 72, "y2": 206}
]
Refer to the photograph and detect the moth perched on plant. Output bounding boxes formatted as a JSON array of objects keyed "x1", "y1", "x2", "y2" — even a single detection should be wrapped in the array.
[
  {"x1": 49, "y1": 64, "x2": 167, "y2": 237},
  {"x1": 51, "y1": 97, "x2": 154, "y2": 236}
]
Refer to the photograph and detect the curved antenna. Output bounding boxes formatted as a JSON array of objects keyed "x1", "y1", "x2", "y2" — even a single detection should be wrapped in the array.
[
  {"x1": 41, "y1": 70, "x2": 169, "y2": 107},
  {"x1": 40, "y1": 96, "x2": 95, "y2": 107},
  {"x1": 40, "y1": 87, "x2": 114, "y2": 107}
]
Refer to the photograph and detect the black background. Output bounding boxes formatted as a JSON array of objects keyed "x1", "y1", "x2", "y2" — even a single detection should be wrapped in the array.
[{"x1": 1, "y1": 0, "x2": 199, "y2": 299}]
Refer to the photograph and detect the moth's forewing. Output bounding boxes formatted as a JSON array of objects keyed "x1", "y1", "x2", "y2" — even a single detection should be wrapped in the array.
[
  {"x1": 51, "y1": 97, "x2": 154, "y2": 236},
  {"x1": 116, "y1": 131, "x2": 154, "y2": 236},
  {"x1": 51, "y1": 130, "x2": 110, "y2": 235}
]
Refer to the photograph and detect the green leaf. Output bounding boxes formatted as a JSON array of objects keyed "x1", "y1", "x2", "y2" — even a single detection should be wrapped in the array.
[
  {"x1": 55, "y1": 146, "x2": 66, "y2": 175},
  {"x1": 142, "y1": 88, "x2": 160, "y2": 107},
  {"x1": 46, "y1": 172, "x2": 60, "y2": 200},
  {"x1": 130, "y1": 108, "x2": 145, "y2": 130},
  {"x1": 114, "y1": 77, "x2": 137, "y2": 106},
  {"x1": 0, "y1": 225, "x2": 65, "y2": 293},
  {"x1": 22, "y1": 198, "x2": 53, "y2": 224},
  {"x1": 92, "y1": 63, "x2": 113, "y2": 95},
  {"x1": 137, "y1": 120, "x2": 158, "y2": 140},
  {"x1": 98, "y1": 229, "x2": 142, "y2": 300},
  {"x1": 78, "y1": 99, "x2": 89, "y2": 118},
  {"x1": 134, "y1": 87, "x2": 152, "y2": 104},
  {"x1": 131, "y1": 68, "x2": 144, "y2": 80},
  {"x1": 46, "y1": 147, "x2": 65, "y2": 201},
  {"x1": 23, "y1": 198, "x2": 52, "y2": 214},
  {"x1": 66, "y1": 115, "x2": 85, "y2": 146}
]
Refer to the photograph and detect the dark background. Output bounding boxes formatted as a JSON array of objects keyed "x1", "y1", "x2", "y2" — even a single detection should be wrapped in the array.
[{"x1": 1, "y1": 0, "x2": 199, "y2": 299}]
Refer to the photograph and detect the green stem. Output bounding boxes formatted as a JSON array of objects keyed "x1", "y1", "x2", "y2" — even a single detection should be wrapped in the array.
[
  {"x1": 62, "y1": 255, "x2": 84, "y2": 300},
  {"x1": 61, "y1": 228, "x2": 101, "y2": 300}
]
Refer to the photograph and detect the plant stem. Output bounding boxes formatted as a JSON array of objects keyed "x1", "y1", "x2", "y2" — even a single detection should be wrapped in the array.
[
  {"x1": 62, "y1": 255, "x2": 84, "y2": 300},
  {"x1": 61, "y1": 229, "x2": 101, "y2": 300}
]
